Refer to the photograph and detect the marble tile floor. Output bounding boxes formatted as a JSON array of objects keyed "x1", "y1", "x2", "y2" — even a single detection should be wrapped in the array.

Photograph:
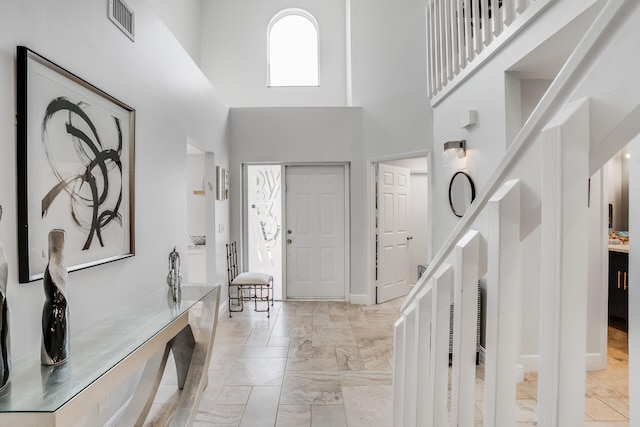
[
  {"x1": 143, "y1": 300, "x2": 629, "y2": 427},
  {"x1": 144, "y1": 298, "x2": 401, "y2": 427},
  {"x1": 474, "y1": 326, "x2": 629, "y2": 426}
]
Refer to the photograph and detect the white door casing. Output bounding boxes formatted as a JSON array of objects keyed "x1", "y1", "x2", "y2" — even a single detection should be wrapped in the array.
[
  {"x1": 377, "y1": 163, "x2": 411, "y2": 303},
  {"x1": 285, "y1": 165, "x2": 346, "y2": 299},
  {"x1": 628, "y1": 136, "x2": 639, "y2": 422}
]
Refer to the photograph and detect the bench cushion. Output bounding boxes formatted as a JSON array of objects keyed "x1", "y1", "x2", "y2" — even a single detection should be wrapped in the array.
[{"x1": 231, "y1": 272, "x2": 273, "y2": 286}]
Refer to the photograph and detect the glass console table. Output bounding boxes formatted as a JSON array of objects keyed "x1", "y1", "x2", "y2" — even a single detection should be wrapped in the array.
[{"x1": 0, "y1": 284, "x2": 221, "y2": 426}]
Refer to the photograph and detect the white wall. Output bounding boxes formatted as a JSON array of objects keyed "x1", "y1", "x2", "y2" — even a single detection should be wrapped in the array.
[
  {"x1": 187, "y1": 153, "x2": 207, "y2": 237},
  {"x1": 607, "y1": 146, "x2": 631, "y2": 232},
  {"x1": 586, "y1": 168, "x2": 608, "y2": 368},
  {"x1": 349, "y1": 0, "x2": 433, "y2": 159},
  {"x1": 228, "y1": 106, "x2": 365, "y2": 294},
  {"x1": 147, "y1": 0, "x2": 203, "y2": 64},
  {"x1": 200, "y1": 0, "x2": 348, "y2": 107},
  {"x1": 409, "y1": 173, "x2": 429, "y2": 282},
  {"x1": 0, "y1": 1, "x2": 229, "y2": 422},
  {"x1": 521, "y1": 79, "x2": 552, "y2": 126},
  {"x1": 608, "y1": 152, "x2": 624, "y2": 230},
  {"x1": 202, "y1": 0, "x2": 434, "y2": 302}
]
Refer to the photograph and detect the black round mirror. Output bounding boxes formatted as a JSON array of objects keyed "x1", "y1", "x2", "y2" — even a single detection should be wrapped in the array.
[{"x1": 449, "y1": 171, "x2": 476, "y2": 218}]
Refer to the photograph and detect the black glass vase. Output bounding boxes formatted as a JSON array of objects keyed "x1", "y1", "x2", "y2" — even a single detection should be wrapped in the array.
[
  {"x1": 0, "y1": 239, "x2": 9, "y2": 390},
  {"x1": 41, "y1": 229, "x2": 70, "y2": 366}
]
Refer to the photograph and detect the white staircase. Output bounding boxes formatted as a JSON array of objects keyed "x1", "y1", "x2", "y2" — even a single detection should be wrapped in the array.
[
  {"x1": 393, "y1": 104, "x2": 591, "y2": 425},
  {"x1": 394, "y1": 180, "x2": 520, "y2": 427},
  {"x1": 392, "y1": 1, "x2": 639, "y2": 425}
]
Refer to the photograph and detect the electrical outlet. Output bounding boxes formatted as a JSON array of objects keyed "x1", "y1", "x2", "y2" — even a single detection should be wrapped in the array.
[{"x1": 98, "y1": 395, "x2": 109, "y2": 412}]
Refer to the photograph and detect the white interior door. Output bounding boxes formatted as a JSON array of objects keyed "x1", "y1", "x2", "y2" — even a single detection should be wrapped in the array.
[
  {"x1": 377, "y1": 163, "x2": 411, "y2": 303},
  {"x1": 286, "y1": 165, "x2": 346, "y2": 299}
]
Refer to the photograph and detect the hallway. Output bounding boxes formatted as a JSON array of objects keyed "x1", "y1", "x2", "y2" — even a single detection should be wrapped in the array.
[
  {"x1": 145, "y1": 300, "x2": 629, "y2": 426},
  {"x1": 147, "y1": 298, "x2": 401, "y2": 426}
]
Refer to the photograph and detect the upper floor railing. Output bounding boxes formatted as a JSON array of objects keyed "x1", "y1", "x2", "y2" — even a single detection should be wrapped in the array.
[{"x1": 426, "y1": 0, "x2": 554, "y2": 104}]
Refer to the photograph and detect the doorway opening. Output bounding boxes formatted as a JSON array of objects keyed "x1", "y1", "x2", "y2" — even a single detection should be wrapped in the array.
[
  {"x1": 606, "y1": 145, "x2": 630, "y2": 332},
  {"x1": 590, "y1": 144, "x2": 630, "y2": 421},
  {"x1": 585, "y1": 140, "x2": 635, "y2": 423},
  {"x1": 185, "y1": 143, "x2": 215, "y2": 284},
  {"x1": 371, "y1": 154, "x2": 431, "y2": 304}
]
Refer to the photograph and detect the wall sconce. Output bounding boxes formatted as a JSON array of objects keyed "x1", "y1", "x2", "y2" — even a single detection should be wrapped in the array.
[
  {"x1": 443, "y1": 140, "x2": 467, "y2": 169},
  {"x1": 444, "y1": 140, "x2": 466, "y2": 158}
]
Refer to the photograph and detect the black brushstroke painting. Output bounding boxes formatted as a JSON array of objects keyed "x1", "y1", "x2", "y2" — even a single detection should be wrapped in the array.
[{"x1": 40, "y1": 97, "x2": 123, "y2": 251}]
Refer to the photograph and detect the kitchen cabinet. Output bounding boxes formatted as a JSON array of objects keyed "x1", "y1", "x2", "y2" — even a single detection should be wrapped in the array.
[{"x1": 608, "y1": 249, "x2": 629, "y2": 325}]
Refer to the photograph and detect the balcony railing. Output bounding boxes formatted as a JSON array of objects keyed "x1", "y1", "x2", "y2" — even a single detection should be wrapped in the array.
[{"x1": 426, "y1": 0, "x2": 554, "y2": 103}]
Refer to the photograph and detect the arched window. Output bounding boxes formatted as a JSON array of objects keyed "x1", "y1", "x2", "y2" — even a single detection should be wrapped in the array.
[{"x1": 268, "y1": 9, "x2": 319, "y2": 87}]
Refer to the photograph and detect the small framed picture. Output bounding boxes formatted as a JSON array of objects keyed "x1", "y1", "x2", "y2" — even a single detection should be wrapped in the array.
[{"x1": 217, "y1": 166, "x2": 229, "y2": 200}]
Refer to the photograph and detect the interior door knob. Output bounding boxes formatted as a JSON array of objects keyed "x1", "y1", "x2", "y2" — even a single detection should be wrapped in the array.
[{"x1": 287, "y1": 239, "x2": 292, "y2": 244}]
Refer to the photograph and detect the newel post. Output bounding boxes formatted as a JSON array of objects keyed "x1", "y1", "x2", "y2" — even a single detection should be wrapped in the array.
[
  {"x1": 484, "y1": 179, "x2": 522, "y2": 427},
  {"x1": 538, "y1": 98, "x2": 591, "y2": 427}
]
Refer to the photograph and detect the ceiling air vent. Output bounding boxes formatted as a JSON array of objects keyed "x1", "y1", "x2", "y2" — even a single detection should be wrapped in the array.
[{"x1": 108, "y1": 0, "x2": 135, "y2": 41}]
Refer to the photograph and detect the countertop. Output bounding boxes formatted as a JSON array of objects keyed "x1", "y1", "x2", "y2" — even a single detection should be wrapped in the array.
[{"x1": 609, "y1": 244, "x2": 629, "y2": 253}]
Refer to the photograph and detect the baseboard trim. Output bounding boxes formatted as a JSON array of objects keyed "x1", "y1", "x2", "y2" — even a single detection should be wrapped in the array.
[
  {"x1": 518, "y1": 352, "x2": 607, "y2": 373},
  {"x1": 516, "y1": 364, "x2": 525, "y2": 383},
  {"x1": 218, "y1": 300, "x2": 229, "y2": 317},
  {"x1": 350, "y1": 293, "x2": 370, "y2": 305},
  {"x1": 586, "y1": 352, "x2": 607, "y2": 371},
  {"x1": 478, "y1": 345, "x2": 486, "y2": 365},
  {"x1": 520, "y1": 354, "x2": 540, "y2": 373}
]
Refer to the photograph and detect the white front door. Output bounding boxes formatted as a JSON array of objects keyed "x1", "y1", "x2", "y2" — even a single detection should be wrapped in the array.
[
  {"x1": 377, "y1": 163, "x2": 411, "y2": 303},
  {"x1": 285, "y1": 165, "x2": 346, "y2": 299}
]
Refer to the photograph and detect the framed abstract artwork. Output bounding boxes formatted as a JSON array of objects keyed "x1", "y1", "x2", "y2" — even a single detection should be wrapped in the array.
[
  {"x1": 16, "y1": 46, "x2": 136, "y2": 283},
  {"x1": 216, "y1": 166, "x2": 229, "y2": 201}
]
